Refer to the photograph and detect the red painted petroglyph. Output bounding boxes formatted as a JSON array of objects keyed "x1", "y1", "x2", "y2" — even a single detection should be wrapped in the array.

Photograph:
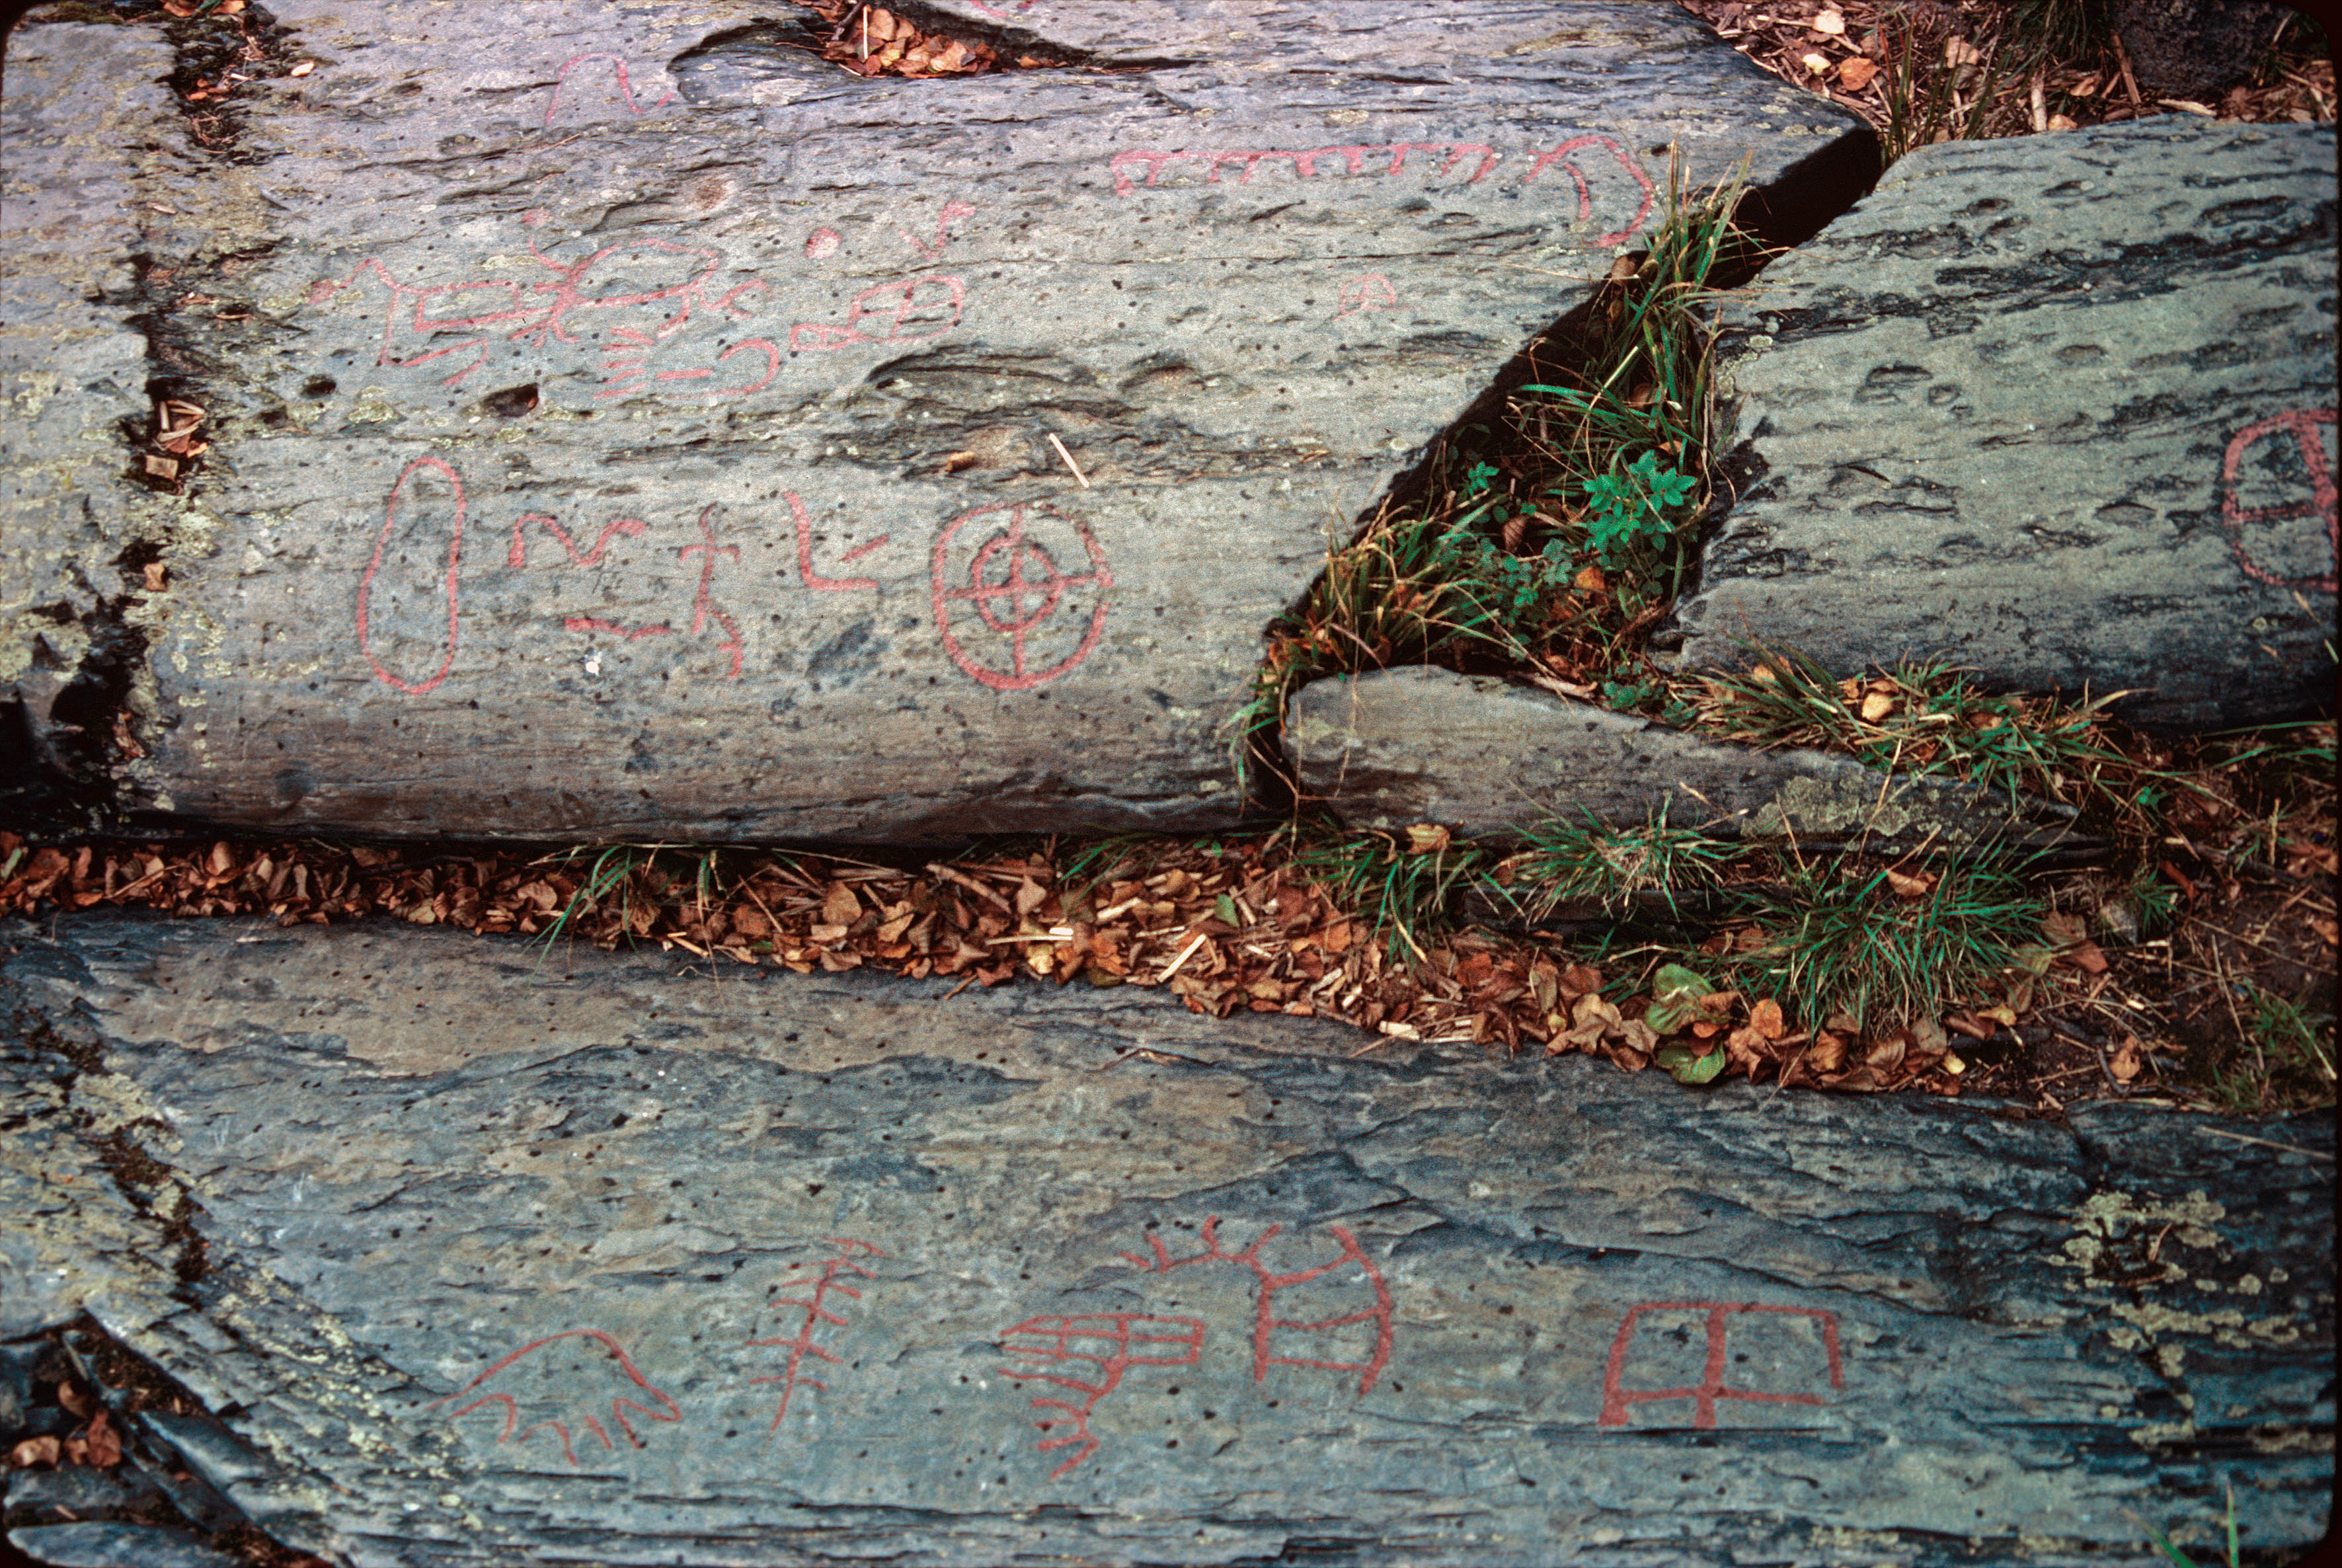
[
  {"x1": 542, "y1": 52, "x2": 674, "y2": 126},
  {"x1": 313, "y1": 229, "x2": 732, "y2": 389},
  {"x1": 997, "y1": 1313, "x2": 1206, "y2": 1479},
  {"x1": 432, "y1": 1328, "x2": 682, "y2": 1466},
  {"x1": 356, "y1": 455, "x2": 465, "y2": 695},
  {"x1": 2222, "y1": 408, "x2": 2338, "y2": 594},
  {"x1": 931, "y1": 501, "x2": 1112, "y2": 691},
  {"x1": 1598, "y1": 1301, "x2": 1844, "y2": 1429},
  {"x1": 707, "y1": 338, "x2": 783, "y2": 401},
  {"x1": 748, "y1": 1238, "x2": 884, "y2": 1432},
  {"x1": 1337, "y1": 274, "x2": 1399, "y2": 317},
  {"x1": 1521, "y1": 134, "x2": 1656, "y2": 246},
  {"x1": 1109, "y1": 141, "x2": 1500, "y2": 196},
  {"x1": 509, "y1": 512, "x2": 646, "y2": 569},
  {"x1": 807, "y1": 227, "x2": 843, "y2": 260},
  {"x1": 902, "y1": 200, "x2": 978, "y2": 258},
  {"x1": 561, "y1": 615, "x2": 670, "y2": 641},
  {"x1": 787, "y1": 492, "x2": 888, "y2": 592},
  {"x1": 1121, "y1": 1217, "x2": 1394, "y2": 1394},
  {"x1": 1107, "y1": 135, "x2": 1651, "y2": 243},
  {"x1": 789, "y1": 274, "x2": 968, "y2": 352},
  {"x1": 680, "y1": 504, "x2": 745, "y2": 678}
]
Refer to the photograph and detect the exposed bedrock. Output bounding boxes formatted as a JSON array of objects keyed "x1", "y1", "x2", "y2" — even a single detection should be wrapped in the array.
[
  {"x1": 1669, "y1": 116, "x2": 2337, "y2": 731},
  {"x1": 1284, "y1": 666, "x2": 2088, "y2": 851},
  {"x1": 0, "y1": 2, "x2": 1873, "y2": 843},
  {"x1": 0, "y1": 914, "x2": 2331, "y2": 1565}
]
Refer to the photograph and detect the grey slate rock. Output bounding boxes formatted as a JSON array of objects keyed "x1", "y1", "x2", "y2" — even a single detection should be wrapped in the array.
[
  {"x1": 1670, "y1": 116, "x2": 2337, "y2": 730},
  {"x1": 1285, "y1": 665, "x2": 2084, "y2": 848},
  {"x1": 5, "y1": 1522, "x2": 241, "y2": 1568},
  {"x1": 0, "y1": 26, "x2": 187, "y2": 816},
  {"x1": 0, "y1": 1, "x2": 1867, "y2": 843},
  {"x1": 0, "y1": 913, "x2": 2329, "y2": 1566},
  {"x1": 5, "y1": 1462, "x2": 176, "y2": 1530}
]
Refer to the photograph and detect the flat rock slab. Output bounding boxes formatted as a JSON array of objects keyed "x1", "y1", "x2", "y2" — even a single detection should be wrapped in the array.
[
  {"x1": 2, "y1": 914, "x2": 2331, "y2": 1565},
  {"x1": 1285, "y1": 666, "x2": 2084, "y2": 849},
  {"x1": 0, "y1": 5, "x2": 1865, "y2": 843},
  {"x1": 1669, "y1": 116, "x2": 2337, "y2": 731}
]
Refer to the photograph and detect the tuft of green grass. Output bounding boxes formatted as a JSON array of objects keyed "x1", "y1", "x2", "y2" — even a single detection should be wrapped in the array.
[
  {"x1": 1724, "y1": 855, "x2": 2045, "y2": 1032},
  {"x1": 2005, "y1": 0, "x2": 2112, "y2": 66},
  {"x1": 2201, "y1": 982, "x2": 2339, "y2": 1115},
  {"x1": 1503, "y1": 807, "x2": 1735, "y2": 920},
  {"x1": 1289, "y1": 821, "x2": 1497, "y2": 962},
  {"x1": 1678, "y1": 643, "x2": 2167, "y2": 835},
  {"x1": 1506, "y1": 149, "x2": 1748, "y2": 613},
  {"x1": 1876, "y1": 7, "x2": 2008, "y2": 166}
]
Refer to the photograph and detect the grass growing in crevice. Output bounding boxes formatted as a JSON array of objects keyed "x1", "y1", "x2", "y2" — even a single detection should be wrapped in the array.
[
  {"x1": 1655, "y1": 644, "x2": 2156, "y2": 829},
  {"x1": 1721, "y1": 854, "x2": 2047, "y2": 1035},
  {"x1": 1235, "y1": 152, "x2": 1753, "y2": 796},
  {"x1": 2212, "y1": 982, "x2": 2338, "y2": 1115},
  {"x1": 1502, "y1": 807, "x2": 1735, "y2": 920},
  {"x1": 1287, "y1": 821, "x2": 1497, "y2": 963}
]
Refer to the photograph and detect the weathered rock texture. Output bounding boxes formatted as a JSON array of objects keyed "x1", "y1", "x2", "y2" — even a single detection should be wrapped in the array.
[
  {"x1": 0, "y1": 3, "x2": 1868, "y2": 843},
  {"x1": 1670, "y1": 116, "x2": 2337, "y2": 730},
  {"x1": 1285, "y1": 666, "x2": 2084, "y2": 849},
  {"x1": 3, "y1": 914, "x2": 2331, "y2": 1565}
]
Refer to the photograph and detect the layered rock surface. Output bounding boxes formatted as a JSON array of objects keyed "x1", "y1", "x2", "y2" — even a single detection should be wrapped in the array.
[
  {"x1": 0, "y1": 3, "x2": 1868, "y2": 842},
  {"x1": 1669, "y1": 116, "x2": 2337, "y2": 730},
  {"x1": 1286, "y1": 666, "x2": 2086, "y2": 849},
  {"x1": 2, "y1": 914, "x2": 2332, "y2": 1565}
]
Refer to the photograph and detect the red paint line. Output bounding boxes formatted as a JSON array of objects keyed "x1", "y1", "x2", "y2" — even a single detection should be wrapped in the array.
[
  {"x1": 430, "y1": 1327, "x2": 682, "y2": 1467},
  {"x1": 356, "y1": 455, "x2": 465, "y2": 695},
  {"x1": 1598, "y1": 1301, "x2": 1845, "y2": 1429},
  {"x1": 747, "y1": 1238, "x2": 884, "y2": 1433}
]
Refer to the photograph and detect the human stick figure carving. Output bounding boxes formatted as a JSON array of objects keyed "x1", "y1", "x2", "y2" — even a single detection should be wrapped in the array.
[
  {"x1": 432, "y1": 1328, "x2": 683, "y2": 1466},
  {"x1": 2222, "y1": 407, "x2": 2337, "y2": 594},
  {"x1": 747, "y1": 1237, "x2": 885, "y2": 1432},
  {"x1": 1598, "y1": 1301, "x2": 1844, "y2": 1429},
  {"x1": 358, "y1": 464, "x2": 1128, "y2": 696}
]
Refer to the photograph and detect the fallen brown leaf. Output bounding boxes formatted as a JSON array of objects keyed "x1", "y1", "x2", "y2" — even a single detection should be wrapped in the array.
[
  {"x1": 83, "y1": 1409, "x2": 122, "y2": 1470},
  {"x1": 1885, "y1": 868, "x2": 1935, "y2": 898}
]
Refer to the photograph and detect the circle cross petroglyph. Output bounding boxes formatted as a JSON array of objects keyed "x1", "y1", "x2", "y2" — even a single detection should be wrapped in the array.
[
  {"x1": 931, "y1": 502, "x2": 1112, "y2": 691},
  {"x1": 2222, "y1": 407, "x2": 2337, "y2": 595}
]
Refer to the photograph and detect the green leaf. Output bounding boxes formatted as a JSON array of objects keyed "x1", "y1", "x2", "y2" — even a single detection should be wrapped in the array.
[
  {"x1": 1214, "y1": 891, "x2": 1240, "y2": 926},
  {"x1": 1645, "y1": 962, "x2": 1714, "y2": 1034},
  {"x1": 1655, "y1": 1043, "x2": 1729, "y2": 1085},
  {"x1": 1465, "y1": 461, "x2": 1499, "y2": 495}
]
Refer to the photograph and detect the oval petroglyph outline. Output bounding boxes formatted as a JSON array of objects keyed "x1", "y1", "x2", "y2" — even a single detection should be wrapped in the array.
[{"x1": 356, "y1": 454, "x2": 466, "y2": 695}]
